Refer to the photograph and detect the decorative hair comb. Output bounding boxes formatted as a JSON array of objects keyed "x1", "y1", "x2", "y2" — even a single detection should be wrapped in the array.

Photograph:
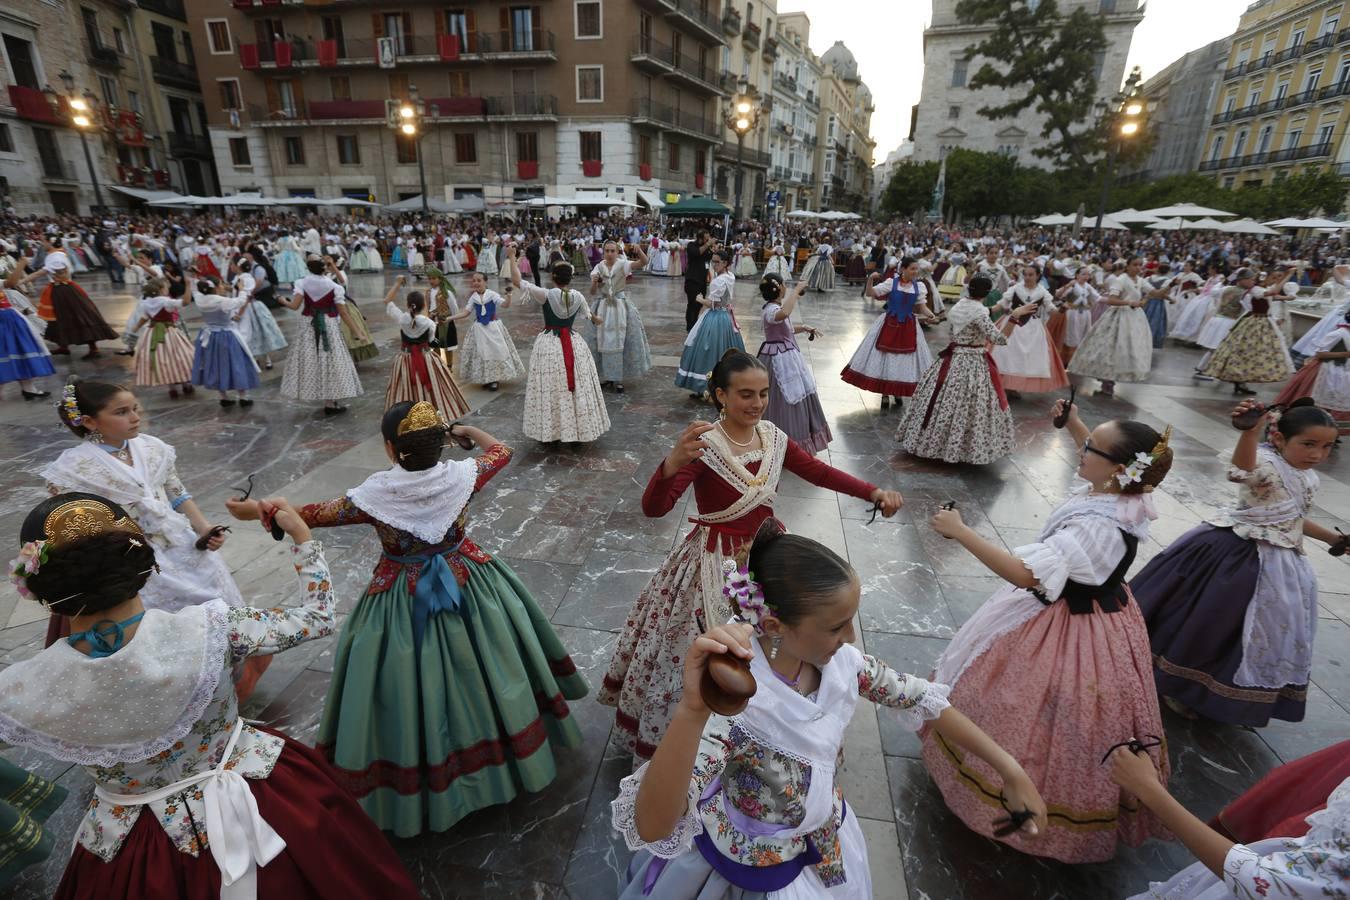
[
  {"x1": 42, "y1": 498, "x2": 144, "y2": 551},
  {"x1": 397, "y1": 401, "x2": 446, "y2": 436}
]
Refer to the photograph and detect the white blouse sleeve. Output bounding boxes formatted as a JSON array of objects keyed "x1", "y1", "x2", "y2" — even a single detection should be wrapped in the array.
[
  {"x1": 1222, "y1": 836, "x2": 1350, "y2": 898},
  {"x1": 1014, "y1": 517, "x2": 1127, "y2": 600},
  {"x1": 385, "y1": 301, "x2": 413, "y2": 328},
  {"x1": 518, "y1": 281, "x2": 549, "y2": 303}
]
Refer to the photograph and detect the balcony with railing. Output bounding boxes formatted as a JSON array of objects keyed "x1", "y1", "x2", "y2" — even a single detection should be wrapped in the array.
[
  {"x1": 630, "y1": 34, "x2": 675, "y2": 72},
  {"x1": 743, "y1": 21, "x2": 761, "y2": 48},
  {"x1": 168, "y1": 132, "x2": 213, "y2": 158},
  {"x1": 484, "y1": 93, "x2": 557, "y2": 119},
  {"x1": 631, "y1": 97, "x2": 718, "y2": 139},
  {"x1": 1197, "y1": 141, "x2": 1331, "y2": 172},
  {"x1": 763, "y1": 35, "x2": 778, "y2": 59},
  {"x1": 89, "y1": 44, "x2": 124, "y2": 69},
  {"x1": 150, "y1": 55, "x2": 200, "y2": 89},
  {"x1": 722, "y1": 6, "x2": 741, "y2": 35},
  {"x1": 243, "y1": 30, "x2": 554, "y2": 70},
  {"x1": 7, "y1": 85, "x2": 64, "y2": 124},
  {"x1": 774, "y1": 71, "x2": 797, "y2": 93},
  {"x1": 669, "y1": 48, "x2": 722, "y2": 93},
  {"x1": 718, "y1": 140, "x2": 771, "y2": 168},
  {"x1": 667, "y1": 0, "x2": 723, "y2": 43}
]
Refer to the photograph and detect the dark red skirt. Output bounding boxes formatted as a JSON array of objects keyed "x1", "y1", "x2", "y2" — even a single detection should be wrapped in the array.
[
  {"x1": 54, "y1": 730, "x2": 419, "y2": 900},
  {"x1": 876, "y1": 314, "x2": 918, "y2": 353},
  {"x1": 1213, "y1": 739, "x2": 1350, "y2": 842},
  {"x1": 42, "y1": 283, "x2": 117, "y2": 347}
]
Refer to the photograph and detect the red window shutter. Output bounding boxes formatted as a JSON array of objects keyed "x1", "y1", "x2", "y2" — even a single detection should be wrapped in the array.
[
  {"x1": 274, "y1": 40, "x2": 292, "y2": 67},
  {"x1": 465, "y1": 11, "x2": 476, "y2": 51},
  {"x1": 371, "y1": 14, "x2": 384, "y2": 38},
  {"x1": 639, "y1": 163, "x2": 651, "y2": 181},
  {"x1": 582, "y1": 160, "x2": 602, "y2": 177},
  {"x1": 317, "y1": 39, "x2": 337, "y2": 66}
]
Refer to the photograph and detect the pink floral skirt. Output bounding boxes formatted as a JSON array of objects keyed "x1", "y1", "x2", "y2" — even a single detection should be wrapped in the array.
[{"x1": 921, "y1": 593, "x2": 1171, "y2": 863}]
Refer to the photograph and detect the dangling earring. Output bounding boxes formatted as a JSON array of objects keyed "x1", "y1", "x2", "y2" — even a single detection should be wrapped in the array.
[
  {"x1": 86, "y1": 429, "x2": 104, "y2": 444},
  {"x1": 718, "y1": 406, "x2": 727, "y2": 421},
  {"x1": 769, "y1": 635, "x2": 781, "y2": 660}
]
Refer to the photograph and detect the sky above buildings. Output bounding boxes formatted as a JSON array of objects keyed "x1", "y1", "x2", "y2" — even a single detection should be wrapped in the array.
[{"x1": 783, "y1": 0, "x2": 1254, "y2": 164}]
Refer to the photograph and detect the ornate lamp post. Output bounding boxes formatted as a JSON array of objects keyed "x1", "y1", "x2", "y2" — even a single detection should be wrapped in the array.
[
  {"x1": 1094, "y1": 78, "x2": 1150, "y2": 233},
  {"x1": 724, "y1": 89, "x2": 761, "y2": 221},
  {"x1": 392, "y1": 84, "x2": 429, "y2": 213},
  {"x1": 45, "y1": 70, "x2": 105, "y2": 213}
]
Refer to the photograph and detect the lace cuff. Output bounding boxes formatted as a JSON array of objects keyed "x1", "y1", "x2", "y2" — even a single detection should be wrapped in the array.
[
  {"x1": 890, "y1": 678, "x2": 952, "y2": 731},
  {"x1": 610, "y1": 762, "x2": 703, "y2": 859},
  {"x1": 1013, "y1": 541, "x2": 1068, "y2": 600}
]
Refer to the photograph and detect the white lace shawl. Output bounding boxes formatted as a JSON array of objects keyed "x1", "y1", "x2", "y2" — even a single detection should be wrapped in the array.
[
  {"x1": 346, "y1": 458, "x2": 478, "y2": 544},
  {"x1": 40, "y1": 436, "x2": 189, "y2": 548},
  {"x1": 0, "y1": 601, "x2": 228, "y2": 766}
]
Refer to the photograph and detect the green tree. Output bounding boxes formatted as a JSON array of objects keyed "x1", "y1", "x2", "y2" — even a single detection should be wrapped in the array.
[
  {"x1": 955, "y1": 0, "x2": 1109, "y2": 171},
  {"x1": 945, "y1": 148, "x2": 1021, "y2": 220},
  {"x1": 881, "y1": 160, "x2": 939, "y2": 218}
]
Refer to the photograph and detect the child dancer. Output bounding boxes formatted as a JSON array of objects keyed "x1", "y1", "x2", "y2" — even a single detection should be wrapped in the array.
[
  {"x1": 190, "y1": 276, "x2": 259, "y2": 408},
  {"x1": 991, "y1": 264, "x2": 1069, "y2": 395},
  {"x1": 733, "y1": 241, "x2": 758, "y2": 277},
  {"x1": 28, "y1": 252, "x2": 117, "y2": 358},
  {"x1": 226, "y1": 403, "x2": 588, "y2": 836},
  {"x1": 613, "y1": 530, "x2": 1045, "y2": 899},
  {"x1": 675, "y1": 250, "x2": 744, "y2": 398},
  {"x1": 279, "y1": 258, "x2": 364, "y2": 415},
  {"x1": 1054, "y1": 267, "x2": 1101, "y2": 365},
  {"x1": 1291, "y1": 262, "x2": 1350, "y2": 360},
  {"x1": 327, "y1": 255, "x2": 379, "y2": 365},
  {"x1": 1275, "y1": 309, "x2": 1350, "y2": 433},
  {"x1": 1, "y1": 492, "x2": 420, "y2": 898},
  {"x1": 763, "y1": 243, "x2": 790, "y2": 279},
  {"x1": 0, "y1": 262, "x2": 54, "y2": 400},
  {"x1": 1194, "y1": 268, "x2": 1257, "y2": 380},
  {"x1": 425, "y1": 267, "x2": 459, "y2": 368},
  {"x1": 1201, "y1": 280, "x2": 1295, "y2": 396},
  {"x1": 599, "y1": 351, "x2": 903, "y2": 760},
  {"x1": 508, "y1": 249, "x2": 610, "y2": 443},
  {"x1": 841, "y1": 257, "x2": 935, "y2": 409},
  {"x1": 1131, "y1": 401, "x2": 1341, "y2": 726},
  {"x1": 231, "y1": 253, "x2": 287, "y2": 371},
  {"x1": 798, "y1": 239, "x2": 835, "y2": 292},
  {"x1": 588, "y1": 240, "x2": 653, "y2": 393},
  {"x1": 128, "y1": 277, "x2": 195, "y2": 400},
  {"x1": 756, "y1": 274, "x2": 830, "y2": 453},
  {"x1": 382, "y1": 274, "x2": 470, "y2": 419},
  {"x1": 923, "y1": 401, "x2": 1174, "y2": 862},
  {"x1": 896, "y1": 275, "x2": 1014, "y2": 464},
  {"x1": 1066, "y1": 256, "x2": 1155, "y2": 398},
  {"x1": 454, "y1": 271, "x2": 525, "y2": 392}
]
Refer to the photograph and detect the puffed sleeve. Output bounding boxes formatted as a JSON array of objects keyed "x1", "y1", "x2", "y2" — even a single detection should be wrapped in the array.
[
  {"x1": 1222, "y1": 836, "x2": 1350, "y2": 898},
  {"x1": 858, "y1": 654, "x2": 951, "y2": 731},
  {"x1": 610, "y1": 720, "x2": 733, "y2": 858},
  {"x1": 385, "y1": 301, "x2": 413, "y2": 327},
  {"x1": 224, "y1": 541, "x2": 337, "y2": 663},
  {"x1": 977, "y1": 311, "x2": 1008, "y2": 346},
  {"x1": 1014, "y1": 516, "x2": 1127, "y2": 601}
]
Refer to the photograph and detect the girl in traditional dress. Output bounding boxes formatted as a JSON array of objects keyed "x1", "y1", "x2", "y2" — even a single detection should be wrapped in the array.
[
  {"x1": 648, "y1": 237, "x2": 670, "y2": 276},
  {"x1": 441, "y1": 236, "x2": 464, "y2": 274},
  {"x1": 733, "y1": 241, "x2": 758, "y2": 277},
  {"x1": 763, "y1": 243, "x2": 790, "y2": 279},
  {"x1": 1066, "y1": 256, "x2": 1155, "y2": 398},
  {"x1": 507, "y1": 250, "x2": 610, "y2": 443},
  {"x1": 454, "y1": 271, "x2": 526, "y2": 392},
  {"x1": 190, "y1": 277, "x2": 258, "y2": 408},
  {"x1": 667, "y1": 236, "x2": 685, "y2": 279},
  {"x1": 349, "y1": 238, "x2": 383, "y2": 274},
  {"x1": 1054, "y1": 267, "x2": 1101, "y2": 365},
  {"x1": 588, "y1": 240, "x2": 653, "y2": 393},
  {"x1": 1169, "y1": 264, "x2": 1224, "y2": 345},
  {"x1": 991, "y1": 264, "x2": 1069, "y2": 395},
  {"x1": 675, "y1": 250, "x2": 745, "y2": 398},
  {"x1": 1194, "y1": 269, "x2": 1257, "y2": 379},
  {"x1": 1201, "y1": 278, "x2": 1295, "y2": 395},
  {"x1": 424, "y1": 267, "x2": 459, "y2": 368},
  {"x1": 840, "y1": 257, "x2": 936, "y2": 409},
  {"x1": 798, "y1": 240, "x2": 835, "y2": 292},
  {"x1": 1142, "y1": 274, "x2": 1172, "y2": 348},
  {"x1": 390, "y1": 236, "x2": 407, "y2": 269},
  {"x1": 1275, "y1": 310, "x2": 1350, "y2": 433},
  {"x1": 405, "y1": 238, "x2": 425, "y2": 276},
  {"x1": 326, "y1": 255, "x2": 379, "y2": 365},
  {"x1": 613, "y1": 531, "x2": 1046, "y2": 899},
  {"x1": 1291, "y1": 263, "x2": 1350, "y2": 360},
  {"x1": 923, "y1": 401, "x2": 1174, "y2": 863},
  {"x1": 129, "y1": 277, "x2": 196, "y2": 400},
  {"x1": 231, "y1": 253, "x2": 287, "y2": 371},
  {"x1": 272, "y1": 232, "x2": 306, "y2": 284},
  {"x1": 382, "y1": 275, "x2": 470, "y2": 419},
  {"x1": 25, "y1": 252, "x2": 116, "y2": 359},
  {"x1": 757, "y1": 274, "x2": 830, "y2": 453},
  {"x1": 476, "y1": 233, "x2": 499, "y2": 276},
  {"x1": 225, "y1": 403, "x2": 589, "y2": 837},
  {"x1": 1, "y1": 491, "x2": 421, "y2": 899},
  {"x1": 0, "y1": 263, "x2": 54, "y2": 400},
  {"x1": 598, "y1": 351, "x2": 904, "y2": 760},
  {"x1": 1107, "y1": 741, "x2": 1350, "y2": 900},
  {"x1": 896, "y1": 275, "x2": 1014, "y2": 464},
  {"x1": 193, "y1": 236, "x2": 221, "y2": 280},
  {"x1": 1131, "y1": 401, "x2": 1341, "y2": 726},
  {"x1": 279, "y1": 258, "x2": 364, "y2": 416}
]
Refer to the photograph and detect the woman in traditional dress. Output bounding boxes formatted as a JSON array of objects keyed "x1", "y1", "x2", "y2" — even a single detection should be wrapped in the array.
[
  {"x1": 1108, "y1": 741, "x2": 1350, "y2": 900},
  {"x1": 733, "y1": 241, "x2": 758, "y2": 277},
  {"x1": 476, "y1": 232, "x2": 499, "y2": 276},
  {"x1": 190, "y1": 276, "x2": 259, "y2": 408},
  {"x1": 896, "y1": 275, "x2": 1014, "y2": 464},
  {"x1": 840, "y1": 257, "x2": 936, "y2": 409},
  {"x1": 1054, "y1": 267, "x2": 1101, "y2": 365},
  {"x1": 1169, "y1": 264, "x2": 1224, "y2": 345},
  {"x1": 390, "y1": 236, "x2": 407, "y2": 269},
  {"x1": 599, "y1": 351, "x2": 904, "y2": 760},
  {"x1": 225, "y1": 403, "x2": 589, "y2": 836},
  {"x1": 1131, "y1": 401, "x2": 1341, "y2": 726},
  {"x1": 441, "y1": 236, "x2": 464, "y2": 275},
  {"x1": 1066, "y1": 256, "x2": 1155, "y2": 398},
  {"x1": 763, "y1": 243, "x2": 790, "y2": 279},
  {"x1": 129, "y1": 277, "x2": 196, "y2": 400},
  {"x1": 278, "y1": 258, "x2": 364, "y2": 416},
  {"x1": 382, "y1": 275, "x2": 470, "y2": 419},
  {"x1": 0, "y1": 491, "x2": 421, "y2": 899},
  {"x1": 25, "y1": 251, "x2": 116, "y2": 359},
  {"x1": 349, "y1": 238, "x2": 383, "y2": 274},
  {"x1": 272, "y1": 232, "x2": 306, "y2": 284},
  {"x1": 325, "y1": 255, "x2": 379, "y2": 365},
  {"x1": 231, "y1": 253, "x2": 287, "y2": 371},
  {"x1": 922, "y1": 402, "x2": 1174, "y2": 863},
  {"x1": 1201, "y1": 278, "x2": 1295, "y2": 395},
  {"x1": 588, "y1": 240, "x2": 653, "y2": 394},
  {"x1": 193, "y1": 235, "x2": 221, "y2": 280},
  {"x1": 613, "y1": 531, "x2": 1045, "y2": 899},
  {"x1": 506, "y1": 251, "x2": 610, "y2": 444},
  {"x1": 991, "y1": 264, "x2": 1069, "y2": 395},
  {"x1": 647, "y1": 236, "x2": 670, "y2": 276},
  {"x1": 0, "y1": 262, "x2": 55, "y2": 400},
  {"x1": 1275, "y1": 311, "x2": 1350, "y2": 433},
  {"x1": 757, "y1": 274, "x2": 830, "y2": 453},
  {"x1": 1194, "y1": 269, "x2": 1258, "y2": 378},
  {"x1": 675, "y1": 250, "x2": 745, "y2": 398},
  {"x1": 798, "y1": 239, "x2": 835, "y2": 292},
  {"x1": 667, "y1": 236, "x2": 685, "y2": 279},
  {"x1": 454, "y1": 271, "x2": 526, "y2": 392},
  {"x1": 1291, "y1": 262, "x2": 1350, "y2": 361}
]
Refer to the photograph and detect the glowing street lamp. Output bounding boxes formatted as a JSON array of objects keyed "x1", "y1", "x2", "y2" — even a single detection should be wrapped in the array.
[
  {"x1": 43, "y1": 72, "x2": 105, "y2": 211},
  {"x1": 723, "y1": 88, "x2": 762, "y2": 219}
]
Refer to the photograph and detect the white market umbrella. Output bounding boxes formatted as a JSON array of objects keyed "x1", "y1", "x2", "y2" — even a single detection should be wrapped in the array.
[
  {"x1": 1187, "y1": 217, "x2": 1229, "y2": 230},
  {"x1": 1107, "y1": 208, "x2": 1161, "y2": 223},
  {"x1": 786, "y1": 209, "x2": 819, "y2": 219},
  {"x1": 1146, "y1": 217, "x2": 1185, "y2": 231},
  {"x1": 817, "y1": 210, "x2": 855, "y2": 220},
  {"x1": 1219, "y1": 218, "x2": 1280, "y2": 235},
  {"x1": 1263, "y1": 217, "x2": 1306, "y2": 227},
  {"x1": 1031, "y1": 213, "x2": 1074, "y2": 226},
  {"x1": 1292, "y1": 216, "x2": 1345, "y2": 228},
  {"x1": 1138, "y1": 202, "x2": 1235, "y2": 218},
  {"x1": 1089, "y1": 214, "x2": 1132, "y2": 230}
]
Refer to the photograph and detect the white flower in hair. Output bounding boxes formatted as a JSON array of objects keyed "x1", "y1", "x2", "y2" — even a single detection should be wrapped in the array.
[
  {"x1": 722, "y1": 558, "x2": 769, "y2": 633},
  {"x1": 1115, "y1": 451, "x2": 1153, "y2": 488}
]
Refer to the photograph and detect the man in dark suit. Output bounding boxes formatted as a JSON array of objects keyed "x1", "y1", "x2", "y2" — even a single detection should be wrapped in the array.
[{"x1": 683, "y1": 230, "x2": 716, "y2": 331}]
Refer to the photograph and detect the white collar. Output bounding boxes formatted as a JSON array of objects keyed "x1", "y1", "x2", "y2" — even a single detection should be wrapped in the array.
[{"x1": 347, "y1": 458, "x2": 479, "y2": 543}]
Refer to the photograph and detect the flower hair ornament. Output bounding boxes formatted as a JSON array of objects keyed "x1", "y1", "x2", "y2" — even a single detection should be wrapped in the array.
[
  {"x1": 722, "y1": 559, "x2": 770, "y2": 633},
  {"x1": 8, "y1": 540, "x2": 48, "y2": 600},
  {"x1": 59, "y1": 382, "x2": 82, "y2": 428},
  {"x1": 1114, "y1": 425, "x2": 1172, "y2": 490}
]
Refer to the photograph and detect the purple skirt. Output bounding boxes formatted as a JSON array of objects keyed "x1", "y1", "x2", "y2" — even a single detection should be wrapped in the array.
[{"x1": 1130, "y1": 524, "x2": 1307, "y2": 726}]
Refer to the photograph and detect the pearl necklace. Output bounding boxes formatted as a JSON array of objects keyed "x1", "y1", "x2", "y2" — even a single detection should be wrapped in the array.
[{"x1": 717, "y1": 421, "x2": 757, "y2": 448}]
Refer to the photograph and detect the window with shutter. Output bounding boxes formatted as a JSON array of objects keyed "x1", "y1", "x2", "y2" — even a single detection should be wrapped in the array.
[{"x1": 455, "y1": 132, "x2": 477, "y2": 162}]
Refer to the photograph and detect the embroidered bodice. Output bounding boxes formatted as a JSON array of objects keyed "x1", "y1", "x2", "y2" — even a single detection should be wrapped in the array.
[
  {"x1": 707, "y1": 272, "x2": 735, "y2": 307},
  {"x1": 0, "y1": 542, "x2": 335, "y2": 862},
  {"x1": 468, "y1": 291, "x2": 501, "y2": 324},
  {"x1": 1209, "y1": 445, "x2": 1316, "y2": 551},
  {"x1": 947, "y1": 301, "x2": 1005, "y2": 347},
  {"x1": 760, "y1": 303, "x2": 797, "y2": 347},
  {"x1": 299, "y1": 444, "x2": 511, "y2": 592},
  {"x1": 1108, "y1": 274, "x2": 1146, "y2": 304}
]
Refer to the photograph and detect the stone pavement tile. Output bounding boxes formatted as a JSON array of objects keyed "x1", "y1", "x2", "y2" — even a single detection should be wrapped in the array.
[
  {"x1": 503, "y1": 522, "x2": 602, "y2": 563},
  {"x1": 560, "y1": 742, "x2": 632, "y2": 899},
  {"x1": 773, "y1": 493, "x2": 848, "y2": 557},
  {"x1": 254, "y1": 666, "x2": 331, "y2": 745},
  {"x1": 1321, "y1": 591, "x2": 1350, "y2": 624},
  {"x1": 859, "y1": 816, "x2": 907, "y2": 900},
  {"x1": 239, "y1": 631, "x2": 339, "y2": 718},
  {"x1": 867, "y1": 632, "x2": 951, "y2": 760},
  {"x1": 498, "y1": 557, "x2": 584, "y2": 618},
  {"x1": 594, "y1": 509, "x2": 684, "y2": 555},
  {"x1": 551, "y1": 547, "x2": 665, "y2": 632},
  {"x1": 1309, "y1": 615, "x2": 1350, "y2": 713},
  {"x1": 839, "y1": 704, "x2": 894, "y2": 822},
  {"x1": 1257, "y1": 681, "x2": 1350, "y2": 763},
  {"x1": 938, "y1": 575, "x2": 1008, "y2": 629},
  {"x1": 402, "y1": 861, "x2": 564, "y2": 899}
]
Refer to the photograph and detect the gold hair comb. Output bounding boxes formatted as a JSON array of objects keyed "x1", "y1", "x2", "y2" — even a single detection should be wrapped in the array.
[
  {"x1": 1150, "y1": 424, "x2": 1172, "y2": 458},
  {"x1": 42, "y1": 499, "x2": 144, "y2": 551},
  {"x1": 397, "y1": 401, "x2": 446, "y2": 436}
]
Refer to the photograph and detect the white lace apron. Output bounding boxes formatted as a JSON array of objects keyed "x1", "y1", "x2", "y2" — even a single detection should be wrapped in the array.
[{"x1": 593, "y1": 260, "x2": 629, "y2": 353}]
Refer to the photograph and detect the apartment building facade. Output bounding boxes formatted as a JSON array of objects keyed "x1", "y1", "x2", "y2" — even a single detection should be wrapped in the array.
[
  {"x1": 817, "y1": 41, "x2": 873, "y2": 213},
  {"x1": 765, "y1": 10, "x2": 820, "y2": 214},
  {"x1": 1126, "y1": 37, "x2": 1231, "y2": 184},
  {"x1": 189, "y1": 0, "x2": 727, "y2": 206},
  {"x1": 1199, "y1": 0, "x2": 1350, "y2": 187},
  {"x1": 711, "y1": 0, "x2": 775, "y2": 216}
]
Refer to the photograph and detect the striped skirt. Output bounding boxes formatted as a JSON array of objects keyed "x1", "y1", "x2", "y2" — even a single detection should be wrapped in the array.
[
  {"x1": 384, "y1": 344, "x2": 471, "y2": 419},
  {"x1": 134, "y1": 323, "x2": 195, "y2": 386}
]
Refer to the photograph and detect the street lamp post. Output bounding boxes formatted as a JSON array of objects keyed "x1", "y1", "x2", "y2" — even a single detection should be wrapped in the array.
[
  {"x1": 394, "y1": 85, "x2": 429, "y2": 213},
  {"x1": 1094, "y1": 87, "x2": 1147, "y2": 233},
  {"x1": 724, "y1": 89, "x2": 761, "y2": 221},
  {"x1": 46, "y1": 71, "x2": 105, "y2": 213}
]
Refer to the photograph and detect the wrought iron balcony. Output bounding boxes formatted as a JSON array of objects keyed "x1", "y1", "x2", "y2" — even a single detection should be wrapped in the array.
[{"x1": 150, "y1": 55, "x2": 200, "y2": 89}]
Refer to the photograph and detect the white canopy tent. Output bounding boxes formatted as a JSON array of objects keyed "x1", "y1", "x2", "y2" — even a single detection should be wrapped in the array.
[
  {"x1": 1107, "y1": 208, "x2": 1161, "y2": 223},
  {"x1": 1187, "y1": 217, "x2": 1230, "y2": 230},
  {"x1": 1031, "y1": 213, "x2": 1076, "y2": 226},
  {"x1": 1292, "y1": 216, "x2": 1345, "y2": 228},
  {"x1": 786, "y1": 209, "x2": 819, "y2": 219},
  {"x1": 1091, "y1": 215, "x2": 1132, "y2": 230},
  {"x1": 381, "y1": 195, "x2": 485, "y2": 213},
  {"x1": 636, "y1": 190, "x2": 665, "y2": 210},
  {"x1": 108, "y1": 186, "x2": 186, "y2": 204},
  {"x1": 149, "y1": 193, "x2": 278, "y2": 207},
  {"x1": 1219, "y1": 218, "x2": 1281, "y2": 235},
  {"x1": 817, "y1": 210, "x2": 861, "y2": 220},
  {"x1": 1146, "y1": 217, "x2": 1185, "y2": 231},
  {"x1": 1263, "y1": 217, "x2": 1306, "y2": 228},
  {"x1": 1138, "y1": 202, "x2": 1236, "y2": 218},
  {"x1": 285, "y1": 196, "x2": 381, "y2": 208},
  {"x1": 525, "y1": 195, "x2": 638, "y2": 208}
]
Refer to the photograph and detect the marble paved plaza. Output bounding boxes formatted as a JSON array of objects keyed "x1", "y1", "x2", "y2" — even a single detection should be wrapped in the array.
[{"x1": 2, "y1": 266, "x2": 1347, "y2": 900}]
